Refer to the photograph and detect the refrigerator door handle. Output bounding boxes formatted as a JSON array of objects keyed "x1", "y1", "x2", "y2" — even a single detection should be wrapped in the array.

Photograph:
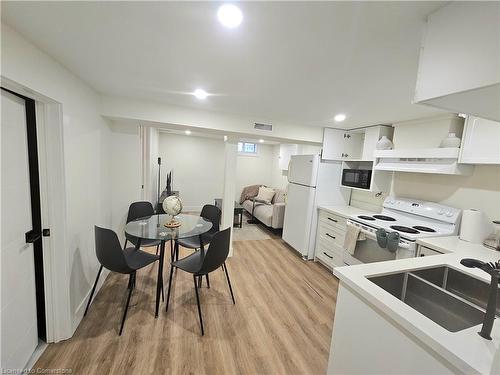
[{"x1": 287, "y1": 159, "x2": 292, "y2": 182}]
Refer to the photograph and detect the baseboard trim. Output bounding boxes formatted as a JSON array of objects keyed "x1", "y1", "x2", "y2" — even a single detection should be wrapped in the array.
[
  {"x1": 26, "y1": 340, "x2": 48, "y2": 371},
  {"x1": 71, "y1": 268, "x2": 110, "y2": 334}
]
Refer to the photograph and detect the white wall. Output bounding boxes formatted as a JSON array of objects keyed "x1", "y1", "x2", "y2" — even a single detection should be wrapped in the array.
[
  {"x1": 100, "y1": 95, "x2": 324, "y2": 144},
  {"x1": 1, "y1": 24, "x2": 113, "y2": 334},
  {"x1": 352, "y1": 165, "x2": 500, "y2": 226},
  {"x1": 158, "y1": 133, "x2": 225, "y2": 211},
  {"x1": 235, "y1": 144, "x2": 274, "y2": 201},
  {"x1": 109, "y1": 124, "x2": 142, "y2": 241},
  {"x1": 271, "y1": 145, "x2": 289, "y2": 190},
  {"x1": 157, "y1": 133, "x2": 286, "y2": 208},
  {"x1": 391, "y1": 165, "x2": 500, "y2": 222}
]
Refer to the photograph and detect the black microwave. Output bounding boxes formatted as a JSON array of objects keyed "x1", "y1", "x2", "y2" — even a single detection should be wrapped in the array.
[{"x1": 341, "y1": 169, "x2": 372, "y2": 189}]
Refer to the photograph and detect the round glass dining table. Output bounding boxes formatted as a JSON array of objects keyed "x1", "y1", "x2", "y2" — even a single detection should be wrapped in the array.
[{"x1": 125, "y1": 213, "x2": 212, "y2": 317}]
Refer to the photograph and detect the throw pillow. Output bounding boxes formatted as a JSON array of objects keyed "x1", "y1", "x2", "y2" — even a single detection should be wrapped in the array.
[{"x1": 255, "y1": 186, "x2": 275, "y2": 204}]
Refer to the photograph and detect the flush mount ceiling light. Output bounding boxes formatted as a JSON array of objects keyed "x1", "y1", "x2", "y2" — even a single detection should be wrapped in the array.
[
  {"x1": 193, "y1": 89, "x2": 208, "y2": 100},
  {"x1": 217, "y1": 4, "x2": 243, "y2": 28},
  {"x1": 259, "y1": 139, "x2": 264, "y2": 143},
  {"x1": 334, "y1": 113, "x2": 347, "y2": 122},
  {"x1": 185, "y1": 130, "x2": 192, "y2": 135}
]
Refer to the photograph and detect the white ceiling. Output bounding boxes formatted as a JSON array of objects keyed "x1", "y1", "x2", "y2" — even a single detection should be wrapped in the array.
[{"x1": 2, "y1": 1, "x2": 447, "y2": 129}]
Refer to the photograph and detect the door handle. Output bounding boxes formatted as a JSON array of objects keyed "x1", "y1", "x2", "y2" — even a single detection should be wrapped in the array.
[{"x1": 25, "y1": 230, "x2": 41, "y2": 243}]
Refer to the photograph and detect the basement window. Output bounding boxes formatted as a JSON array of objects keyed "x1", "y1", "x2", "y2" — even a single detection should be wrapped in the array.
[{"x1": 238, "y1": 142, "x2": 258, "y2": 155}]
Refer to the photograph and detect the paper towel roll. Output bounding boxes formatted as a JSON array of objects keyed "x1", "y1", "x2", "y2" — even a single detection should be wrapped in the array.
[{"x1": 460, "y1": 209, "x2": 491, "y2": 244}]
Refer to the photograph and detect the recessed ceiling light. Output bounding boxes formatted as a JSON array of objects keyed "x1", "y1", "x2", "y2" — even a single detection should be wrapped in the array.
[
  {"x1": 193, "y1": 89, "x2": 208, "y2": 100},
  {"x1": 217, "y1": 4, "x2": 243, "y2": 28},
  {"x1": 185, "y1": 130, "x2": 191, "y2": 135},
  {"x1": 334, "y1": 113, "x2": 347, "y2": 122},
  {"x1": 259, "y1": 139, "x2": 264, "y2": 143},
  {"x1": 223, "y1": 135, "x2": 228, "y2": 142}
]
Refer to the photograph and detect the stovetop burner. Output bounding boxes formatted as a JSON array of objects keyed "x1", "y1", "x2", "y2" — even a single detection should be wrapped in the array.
[
  {"x1": 373, "y1": 215, "x2": 396, "y2": 222},
  {"x1": 413, "y1": 226, "x2": 436, "y2": 233},
  {"x1": 358, "y1": 215, "x2": 376, "y2": 221},
  {"x1": 390, "y1": 225, "x2": 420, "y2": 234}
]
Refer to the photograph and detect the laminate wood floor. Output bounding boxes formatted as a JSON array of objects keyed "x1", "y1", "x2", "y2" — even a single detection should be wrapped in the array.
[{"x1": 35, "y1": 239, "x2": 339, "y2": 374}]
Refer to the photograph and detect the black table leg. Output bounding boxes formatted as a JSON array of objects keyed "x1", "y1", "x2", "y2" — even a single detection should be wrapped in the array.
[
  {"x1": 155, "y1": 240, "x2": 166, "y2": 318},
  {"x1": 247, "y1": 199, "x2": 259, "y2": 224},
  {"x1": 198, "y1": 237, "x2": 204, "y2": 287},
  {"x1": 239, "y1": 211, "x2": 243, "y2": 228}
]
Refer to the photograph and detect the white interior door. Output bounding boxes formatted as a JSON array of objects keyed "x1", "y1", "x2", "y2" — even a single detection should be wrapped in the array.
[{"x1": 1, "y1": 90, "x2": 39, "y2": 370}]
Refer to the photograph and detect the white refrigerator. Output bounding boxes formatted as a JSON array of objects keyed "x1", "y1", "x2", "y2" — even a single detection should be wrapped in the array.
[{"x1": 282, "y1": 154, "x2": 350, "y2": 259}]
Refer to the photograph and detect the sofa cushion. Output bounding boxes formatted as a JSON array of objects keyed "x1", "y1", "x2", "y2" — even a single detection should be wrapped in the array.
[
  {"x1": 272, "y1": 189, "x2": 286, "y2": 204},
  {"x1": 242, "y1": 200, "x2": 273, "y2": 227},
  {"x1": 252, "y1": 204, "x2": 273, "y2": 227},
  {"x1": 255, "y1": 186, "x2": 275, "y2": 204}
]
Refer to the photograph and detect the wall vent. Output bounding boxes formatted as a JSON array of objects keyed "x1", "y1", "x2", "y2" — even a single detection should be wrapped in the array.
[{"x1": 254, "y1": 122, "x2": 273, "y2": 131}]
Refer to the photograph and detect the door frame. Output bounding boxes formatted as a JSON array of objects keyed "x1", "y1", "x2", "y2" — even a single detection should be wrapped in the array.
[{"x1": 1, "y1": 77, "x2": 72, "y2": 343}]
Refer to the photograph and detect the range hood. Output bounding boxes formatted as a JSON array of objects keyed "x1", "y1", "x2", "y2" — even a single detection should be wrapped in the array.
[{"x1": 374, "y1": 148, "x2": 474, "y2": 175}]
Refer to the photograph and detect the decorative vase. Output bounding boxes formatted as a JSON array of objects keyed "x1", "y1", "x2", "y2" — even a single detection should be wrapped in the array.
[
  {"x1": 376, "y1": 136, "x2": 393, "y2": 150},
  {"x1": 440, "y1": 133, "x2": 461, "y2": 148}
]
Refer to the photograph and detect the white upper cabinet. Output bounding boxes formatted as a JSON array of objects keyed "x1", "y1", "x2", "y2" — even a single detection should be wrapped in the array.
[
  {"x1": 459, "y1": 116, "x2": 500, "y2": 164},
  {"x1": 361, "y1": 126, "x2": 394, "y2": 161},
  {"x1": 278, "y1": 143, "x2": 299, "y2": 170},
  {"x1": 322, "y1": 128, "x2": 363, "y2": 161},
  {"x1": 414, "y1": 2, "x2": 500, "y2": 121},
  {"x1": 323, "y1": 126, "x2": 393, "y2": 162}
]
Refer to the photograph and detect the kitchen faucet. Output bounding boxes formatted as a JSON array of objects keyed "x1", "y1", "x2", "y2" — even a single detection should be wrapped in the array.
[{"x1": 461, "y1": 258, "x2": 500, "y2": 340}]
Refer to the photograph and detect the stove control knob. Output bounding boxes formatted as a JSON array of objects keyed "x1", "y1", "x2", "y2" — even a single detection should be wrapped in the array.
[
  {"x1": 445, "y1": 211, "x2": 454, "y2": 217},
  {"x1": 438, "y1": 210, "x2": 445, "y2": 215}
]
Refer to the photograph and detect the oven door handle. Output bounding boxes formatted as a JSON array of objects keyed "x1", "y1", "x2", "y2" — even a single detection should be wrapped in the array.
[
  {"x1": 357, "y1": 227, "x2": 411, "y2": 249},
  {"x1": 358, "y1": 228, "x2": 376, "y2": 240}
]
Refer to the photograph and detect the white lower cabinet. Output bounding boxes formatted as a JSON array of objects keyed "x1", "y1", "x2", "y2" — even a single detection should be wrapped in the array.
[
  {"x1": 328, "y1": 285, "x2": 459, "y2": 374},
  {"x1": 314, "y1": 210, "x2": 346, "y2": 269}
]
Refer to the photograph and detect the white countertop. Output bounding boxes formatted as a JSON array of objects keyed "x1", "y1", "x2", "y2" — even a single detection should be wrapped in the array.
[
  {"x1": 317, "y1": 204, "x2": 378, "y2": 218},
  {"x1": 418, "y1": 235, "x2": 496, "y2": 257},
  {"x1": 333, "y1": 236, "x2": 500, "y2": 374}
]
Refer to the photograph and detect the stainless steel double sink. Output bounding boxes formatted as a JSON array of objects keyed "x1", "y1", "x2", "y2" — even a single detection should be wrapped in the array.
[{"x1": 368, "y1": 266, "x2": 499, "y2": 332}]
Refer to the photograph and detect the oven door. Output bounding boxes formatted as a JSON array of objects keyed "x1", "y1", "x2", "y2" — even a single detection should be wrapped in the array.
[{"x1": 343, "y1": 228, "x2": 415, "y2": 265}]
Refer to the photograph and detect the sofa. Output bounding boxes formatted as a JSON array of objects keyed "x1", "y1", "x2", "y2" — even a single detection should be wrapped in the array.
[{"x1": 241, "y1": 188, "x2": 286, "y2": 229}]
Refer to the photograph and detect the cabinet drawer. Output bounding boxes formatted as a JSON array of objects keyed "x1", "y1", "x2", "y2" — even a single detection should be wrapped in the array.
[
  {"x1": 318, "y1": 237, "x2": 344, "y2": 257},
  {"x1": 319, "y1": 210, "x2": 347, "y2": 231},
  {"x1": 318, "y1": 223, "x2": 345, "y2": 247},
  {"x1": 316, "y1": 242, "x2": 344, "y2": 268}
]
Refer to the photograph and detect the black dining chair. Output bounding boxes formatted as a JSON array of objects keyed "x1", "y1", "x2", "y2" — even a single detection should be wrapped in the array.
[
  {"x1": 166, "y1": 227, "x2": 235, "y2": 336},
  {"x1": 124, "y1": 201, "x2": 161, "y2": 254},
  {"x1": 175, "y1": 204, "x2": 221, "y2": 253},
  {"x1": 175, "y1": 204, "x2": 221, "y2": 287},
  {"x1": 84, "y1": 226, "x2": 161, "y2": 335}
]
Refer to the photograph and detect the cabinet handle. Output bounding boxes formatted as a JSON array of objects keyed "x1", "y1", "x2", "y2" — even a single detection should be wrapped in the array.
[
  {"x1": 327, "y1": 217, "x2": 338, "y2": 223},
  {"x1": 323, "y1": 252, "x2": 333, "y2": 259},
  {"x1": 326, "y1": 233, "x2": 336, "y2": 240}
]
